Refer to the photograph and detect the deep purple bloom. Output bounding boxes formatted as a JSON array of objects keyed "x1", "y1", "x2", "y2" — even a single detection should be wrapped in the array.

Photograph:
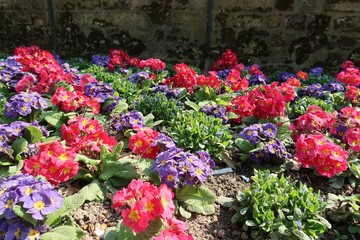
[
  {"x1": 200, "y1": 104, "x2": 228, "y2": 124},
  {"x1": 323, "y1": 82, "x2": 344, "y2": 93},
  {"x1": 23, "y1": 192, "x2": 54, "y2": 220},
  {"x1": 0, "y1": 191, "x2": 18, "y2": 219},
  {"x1": 91, "y1": 55, "x2": 110, "y2": 67},
  {"x1": 111, "y1": 110, "x2": 144, "y2": 131},
  {"x1": 309, "y1": 67, "x2": 324, "y2": 76},
  {"x1": 217, "y1": 69, "x2": 231, "y2": 79},
  {"x1": 277, "y1": 72, "x2": 296, "y2": 82},
  {"x1": 4, "y1": 92, "x2": 48, "y2": 119},
  {"x1": 153, "y1": 133, "x2": 176, "y2": 150},
  {"x1": 299, "y1": 83, "x2": 324, "y2": 98},
  {"x1": 261, "y1": 123, "x2": 278, "y2": 139},
  {"x1": 5, "y1": 219, "x2": 28, "y2": 240},
  {"x1": 137, "y1": 71, "x2": 150, "y2": 79},
  {"x1": 84, "y1": 82, "x2": 115, "y2": 103},
  {"x1": 129, "y1": 73, "x2": 139, "y2": 83},
  {"x1": 332, "y1": 125, "x2": 347, "y2": 140},
  {"x1": 249, "y1": 74, "x2": 267, "y2": 86},
  {"x1": 239, "y1": 124, "x2": 261, "y2": 144}
]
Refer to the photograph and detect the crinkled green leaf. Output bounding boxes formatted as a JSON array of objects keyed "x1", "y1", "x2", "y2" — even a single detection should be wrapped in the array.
[
  {"x1": 12, "y1": 205, "x2": 37, "y2": 226},
  {"x1": 11, "y1": 138, "x2": 28, "y2": 156},
  {"x1": 77, "y1": 180, "x2": 106, "y2": 202},
  {"x1": 177, "y1": 186, "x2": 216, "y2": 215},
  {"x1": 40, "y1": 226, "x2": 81, "y2": 240},
  {"x1": 24, "y1": 126, "x2": 43, "y2": 143}
]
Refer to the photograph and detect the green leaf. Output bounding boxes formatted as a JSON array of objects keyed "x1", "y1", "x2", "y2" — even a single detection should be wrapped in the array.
[
  {"x1": 75, "y1": 154, "x2": 101, "y2": 166},
  {"x1": 317, "y1": 215, "x2": 331, "y2": 229},
  {"x1": 11, "y1": 138, "x2": 28, "y2": 156},
  {"x1": 100, "y1": 145, "x2": 112, "y2": 161},
  {"x1": 216, "y1": 196, "x2": 235, "y2": 208},
  {"x1": 100, "y1": 161, "x2": 140, "y2": 181},
  {"x1": 41, "y1": 136, "x2": 62, "y2": 143},
  {"x1": 329, "y1": 177, "x2": 344, "y2": 189},
  {"x1": 44, "y1": 112, "x2": 66, "y2": 128},
  {"x1": 40, "y1": 226, "x2": 80, "y2": 240},
  {"x1": 293, "y1": 229, "x2": 311, "y2": 240},
  {"x1": 245, "y1": 220, "x2": 257, "y2": 227},
  {"x1": 185, "y1": 101, "x2": 200, "y2": 111},
  {"x1": 8, "y1": 160, "x2": 24, "y2": 175},
  {"x1": 45, "y1": 194, "x2": 86, "y2": 226},
  {"x1": 12, "y1": 205, "x2": 37, "y2": 226},
  {"x1": 179, "y1": 205, "x2": 192, "y2": 219},
  {"x1": 111, "y1": 141, "x2": 124, "y2": 161},
  {"x1": 177, "y1": 186, "x2": 216, "y2": 215},
  {"x1": 111, "y1": 100, "x2": 128, "y2": 116},
  {"x1": 234, "y1": 138, "x2": 253, "y2": 153},
  {"x1": 77, "y1": 180, "x2": 106, "y2": 202},
  {"x1": 143, "y1": 114, "x2": 155, "y2": 127},
  {"x1": 24, "y1": 126, "x2": 43, "y2": 143},
  {"x1": 135, "y1": 158, "x2": 153, "y2": 176},
  {"x1": 103, "y1": 220, "x2": 135, "y2": 240},
  {"x1": 348, "y1": 225, "x2": 360, "y2": 234},
  {"x1": 278, "y1": 225, "x2": 288, "y2": 235}
]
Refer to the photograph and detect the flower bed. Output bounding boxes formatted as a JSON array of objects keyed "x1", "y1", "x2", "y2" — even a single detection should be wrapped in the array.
[{"x1": 0, "y1": 46, "x2": 359, "y2": 239}]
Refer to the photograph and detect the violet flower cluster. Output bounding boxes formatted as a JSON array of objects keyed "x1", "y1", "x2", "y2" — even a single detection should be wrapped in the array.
[
  {"x1": 0, "y1": 56, "x2": 25, "y2": 88},
  {"x1": 200, "y1": 104, "x2": 228, "y2": 124},
  {"x1": 240, "y1": 123, "x2": 292, "y2": 164},
  {"x1": 0, "y1": 174, "x2": 63, "y2": 239},
  {"x1": 128, "y1": 71, "x2": 150, "y2": 83},
  {"x1": 277, "y1": 72, "x2": 296, "y2": 82},
  {"x1": 323, "y1": 82, "x2": 345, "y2": 93},
  {"x1": 0, "y1": 121, "x2": 48, "y2": 154},
  {"x1": 216, "y1": 69, "x2": 231, "y2": 79},
  {"x1": 111, "y1": 110, "x2": 144, "y2": 131},
  {"x1": 298, "y1": 83, "x2": 325, "y2": 98},
  {"x1": 152, "y1": 85, "x2": 182, "y2": 99},
  {"x1": 152, "y1": 147, "x2": 215, "y2": 188},
  {"x1": 249, "y1": 74, "x2": 267, "y2": 86},
  {"x1": 309, "y1": 67, "x2": 324, "y2": 76},
  {"x1": 83, "y1": 81, "x2": 119, "y2": 114},
  {"x1": 91, "y1": 55, "x2": 110, "y2": 67},
  {"x1": 4, "y1": 92, "x2": 48, "y2": 119}
]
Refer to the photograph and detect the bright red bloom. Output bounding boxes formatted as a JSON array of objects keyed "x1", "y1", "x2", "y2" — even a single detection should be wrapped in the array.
[
  {"x1": 211, "y1": 49, "x2": 238, "y2": 71},
  {"x1": 345, "y1": 85, "x2": 359, "y2": 103},
  {"x1": 112, "y1": 179, "x2": 178, "y2": 235},
  {"x1": 62, "y1": 117, "x2": 117, "y2": 158},
  {"x1": 295, "y1": 134, "x2": 348, "y2": 178},
  {"x1": 297, "y1": 70, "x2": 308, "y2": 80},
  {"x1": 14, "y1": 46, "x2": 74, "y2": 94},
  {"x1": 285, "y1": 77, "x2": 301, "y2": 87},
  {"x1": 23, "y1": 141, "x2": 79, "y2": 186},
  {"x1": 122, "y1": 205, "x2": 149, "y2": 233}
]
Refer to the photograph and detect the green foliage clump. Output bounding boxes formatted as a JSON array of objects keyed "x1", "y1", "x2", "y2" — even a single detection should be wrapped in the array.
[
  {"x1": 82, "y1": 65, "x2": 142, "y2": 105},
  {"x1": 306, "y1": 74, "x2": 335, "y2": 85},
  {"x1": 232, "y1": 170, "x2": 330, "y2": 240},
  {"x1": 67, "y1": 57, "x2": 91, "y2": 70},
  {"x1": 168, "y1": 110, "x2": 232, "y2": 159},
  {"x1": 287, "y1": 96, "x2": 334, "y2": 118},
  {"x1": 134, "y1": 93, "x2": 183, "y2": 125}
]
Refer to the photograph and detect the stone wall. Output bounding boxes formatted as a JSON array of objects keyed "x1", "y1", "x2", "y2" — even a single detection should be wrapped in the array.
[{"x1": 1, "y1": 0, "x2": 360, "y2": 72}]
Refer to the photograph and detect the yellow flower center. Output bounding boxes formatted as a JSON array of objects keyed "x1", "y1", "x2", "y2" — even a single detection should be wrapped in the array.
[
  {"x1": 58, "y1": 153, "x2": 68, "y2": 161},
  {"x1": 34, "y1": 200, "x2": 45, "y2": 210},
  {"x1": 25, "y1": 187, "x2": 34, "y2": 195},
  {"x1": 145, "y1": 202, "x2": 154, "y2": 212},
  {"x1": 27, "y1": 229, "x2": 40, "y2": 240},
  {"x1": 128, "y1": 210, "x2": 140, "y2": 222},
  {"x1": 5, "y1": 199, "x2": 14, "y2": 208}
]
